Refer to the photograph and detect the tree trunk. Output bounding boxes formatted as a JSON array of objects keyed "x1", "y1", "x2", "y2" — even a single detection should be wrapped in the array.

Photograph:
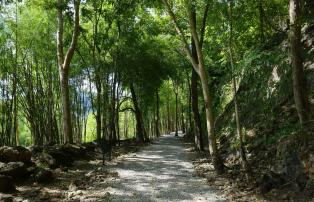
[
  {"x1": 167, "y1": 96, "x2": 171, "y2": 133},
  {"x1": 181, "y1": 103, "x2": 186, "y2": 134},
  {"x1": 186, "y1": 72, "x2": 192, "y2": 136},
  {"x1": 130, "y1": 83, "x2": 146, "y2": 143},
  {"x1": 156, "y1": 91, "x2": 161, "y2": 137},
  {"x1": 174, "y1": 89, "x2": 178, "y2": 137},
  {"x1": 289, "y1": 0, "x2": 310, "y2": 128},
  {"x1": 198, "y1": 64, "x2": 224, "y2": 172},
  {"x1": 59, "y1": 70, "x2": 73, "y2": 143},
  {"x1": 13, "y1": 2, "x2": 18, "y2": 146},
  {"x1": 191, "y1": 34, "x2": 204, "y2": 151},
  {"x1": 228, "y1": 0, "x2": 250, "y2": 174},
  {"x1": 115, "y1": 80, "x2": 120, "y2": 146},
  {"x1": 96, "y1": 79, "x2": 102, "y2": 141},
  {"x1": 102, "y1": 73, "x2": 110, "y2": 140},
  {"x1": 162, "y1": 2, "x2": 224, "y2": 172},
  {"x1": 110, "y1": 73, "x2": 117, "y2": 143},
  {"x1": 56, "y1": 0, "x2": 80, "y2": 144},
  {"x1": 189, "y1": 3, "x2": 224, "y2": 173}
]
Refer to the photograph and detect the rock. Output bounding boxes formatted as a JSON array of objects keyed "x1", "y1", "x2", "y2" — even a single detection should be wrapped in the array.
[
  {"x1": 34, "y1": 168, "x2": 53, "y2": 183},
  {"x1": 39, "y1": 191, "x2": 50, "y2": 200},
  {"x1": 104, "y1": 192, "x2": 111, "y2": 198},
  {"x1": 81, "y1": 142, "x2": 97, "y2": 152},
  {"x1": 14, "y1": 146, "x2": 31, "y2": 163},
  {"x1": 68, "y1": 182, "x2": 77, "y2": 191},
  {"x1": 0, "y1": 147, "x2": 18, "y2": 163},
  {"x1": 258, "y1": 171, "x2": 286, "y2": 194},
  {"x1": 0, "y1": 146, "x2": 31, "y2": 163},
  {"x1": 39, "y1": 146, "x2": 74, "y2": 168},
  {"x1": 26, "y1": 165, "x2": 37, "y2": 176},
  {"x1": 0, "y1": 162, "x2": 28, "y2": 179},
  {"x1": 0, "y1": 194, "x2": 14, "y2": 202},
  {"x1": 61, "y1": 166, "x2": 68, "y2": 172},
  {"x1": 296, "y1": 172, "x2": 309, "y2": 190},
  {"x1": 0, "y1": 175, "x2": 15, "y2": 193},
  {"x1": 68, "y1": 192, "x2": 75, "y2": 198},
  {"x1": 40, "y1": 152, "x2": 57, "y2": 168},
  {"x1": 61, "y1": 144, "x2": 86, "y2": 159},
  {"x1": 304, "y1": 179, "x2": 314, "y2": 199},
  {"x1": 29, "y1": 145, "x2": 44, "y2": 155},
  {"x1": 54, "y1": 168, "x2": 62, "y2": 174},
  {"x1": 85, "y1": 170, "x2": 95, "y2": 177},
  {"x1": 24, "y1": 188, "x2": 41, "y2": 198},
  {"x1": 284, "y1": 152, "x2": 302, "y2": 180},
  {"x1": 75, "y1": 190, "x2": 83, "y2": 196},
  {"x1": 35, "y1": 144, "x2": 91, "y2": 169},
  {"x1": 69, "y1": 179, "x2": 86, "y2": 191}
]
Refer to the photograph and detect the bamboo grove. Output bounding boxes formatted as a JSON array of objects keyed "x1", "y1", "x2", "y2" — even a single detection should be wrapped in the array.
[{"x1": 0, "y1": 0, "x2": 313, "y2": 174}]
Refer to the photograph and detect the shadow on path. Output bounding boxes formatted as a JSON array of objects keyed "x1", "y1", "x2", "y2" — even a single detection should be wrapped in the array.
[{"x1": 104, "y1": 134, "x2": 226, "y2": 202}]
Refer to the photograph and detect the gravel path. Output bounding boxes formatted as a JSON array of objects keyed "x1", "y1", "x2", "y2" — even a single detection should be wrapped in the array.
[{"x1": 106, "y1": 134, "x2": 226, "y2": 202}]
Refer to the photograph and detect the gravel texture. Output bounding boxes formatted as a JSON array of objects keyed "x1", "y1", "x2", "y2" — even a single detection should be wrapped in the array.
[
  {"x1": 106, "y1": 133, "x2": 226, "y2": 202},
  {"x1": 7, "y1": 134, "x2": 226, "y2": 201}
]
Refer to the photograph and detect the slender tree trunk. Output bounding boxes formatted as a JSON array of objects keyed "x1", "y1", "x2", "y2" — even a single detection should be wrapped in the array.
[
  {"x1": 167, "y1": 96, "x2": 171, "y2": 133},
  {"x1": 197, "y1": 64, "x2": 224, "y2": 172},
  {"x1": 57, "y1": 0, "x2": 80, "y2": 143},
  {"x1": 94, "y1": 30, "x2": 102, "y2": 141},
  {"x1": 116, "y1": 80, "x2": 120, "y2": 146},
  {"x1": 110, "y1": 73, "x2": 117, "y2": 144},
  {"x1": 189, "y1": 2, "x2": 224, "y2": 173},
  {"x1": 186, "y1": 72, "x2": 192, "y2": 136},
  {"x1": 174, "y1": 88, "x2": 179, "y2": 137},
  {"x1": 13, "y1": 2, "x2": 18, "y2": 146},
  {"x1": 102, "y1": 73, "x2": 109, "y2": 140},
  {"x1": 12, "y1": 67, "x2": 18, "y2": 146},
  {"x1": 289, "y1": 0, "x2": 310, "y2": 128},
  {"x1": 191, "y1": 37, "x2": 204, "y2": 151},
  {"x1": 228, "y1": 0, "x2": 250, "y2": 174},
  {"x1": 59, "y1": 70, "x2": 73, "y2": 143},
  {"x1": 181, "y1": 103, "x2": 185, "y2": 134},
  {"x1": 96, "y1": 79, "x2": 102, "y2": 140},
  {"x1": 156, "y1": 91, "x2": 161, "y2": 137},
  {"x1": 130, "y1": 83, "x2": 146, "y2": 143}
]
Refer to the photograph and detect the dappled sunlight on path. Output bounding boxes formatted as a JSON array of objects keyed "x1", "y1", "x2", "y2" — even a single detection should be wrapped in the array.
[{"x1": 105, "y1": 134, "x2": 226, "y2": 202}]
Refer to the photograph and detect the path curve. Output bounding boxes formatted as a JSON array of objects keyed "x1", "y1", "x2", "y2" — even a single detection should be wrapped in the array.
[{"x1": 105, "y1": 134, "x2": 225, "y2": 202}]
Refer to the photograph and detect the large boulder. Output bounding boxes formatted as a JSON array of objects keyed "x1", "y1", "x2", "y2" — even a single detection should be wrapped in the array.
[
  {"x1": 39, "y1": 146, "x2": 74, "y2": 168},
  {"x1": 0, "y1": 175, "x2": 15, "y2": 193},
  {"x1": 0, "y1": 146, "x2": 31, "y2": 163},
  {"x1": 61, "y1": 144, "x2": 87, "y2": 159},
  {"x1": 0, "y1": 162, "x2": 28, "y2": 179},
  {"x1": 0, "y1": 147, "x2": 18, "y2": 162},
  {"x1": 35, "y1": 144, "x2": 90, "y2": 169}
]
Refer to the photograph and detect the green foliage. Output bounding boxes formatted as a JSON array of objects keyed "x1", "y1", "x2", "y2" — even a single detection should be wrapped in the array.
[
  {"x1": 0, "y1": 0, "x2": 312, "y2": 148},
  {"x1": 267, "y1": 123, "x2": 299, "y2": 145}
]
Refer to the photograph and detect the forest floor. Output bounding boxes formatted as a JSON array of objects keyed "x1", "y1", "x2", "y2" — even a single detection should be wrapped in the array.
[{"x1": 3, "y1": 134, "x2": 226, "y2": 202}]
